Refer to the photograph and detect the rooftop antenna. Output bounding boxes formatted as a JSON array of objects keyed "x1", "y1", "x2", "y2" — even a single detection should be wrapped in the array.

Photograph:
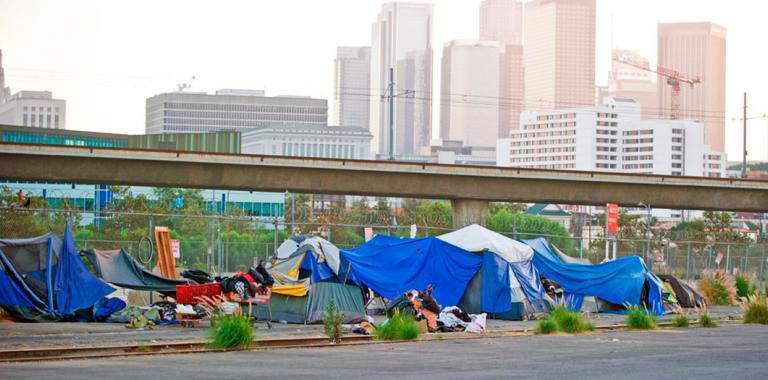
[{"x1": 177, "y1": 75, "x2": 196, "y2": 92}]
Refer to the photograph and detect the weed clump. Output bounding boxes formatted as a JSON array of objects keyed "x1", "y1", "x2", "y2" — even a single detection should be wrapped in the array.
[
  {"x1": 540, "y1": 306, "x2": 594, "y2": 334},
  {"x1": 626, "y1": 308, "x2": 657, "y2": 330},
  {"x1": 534, "y1": 318, "x2": 558, "y2": 335},
  {"x1": 698, "y1": 311, "x2": 717, "y2": 328},
  {"x1": 742, "y1": 296, "x2": 768, "y2": 325},
  {"x1": 375, "y1": 312, "x2": 420, "y2": 341},
  {"x1": 735, "y1": 273, "x2": 757, "y2": 298},
  {"x1": 209, "y1": 313, "x2": 253, "y2": 349},
  {"x1": 323, "y1": 298, "x2": 345, "y2": 343},
  {"x1": 672, "y1": 315, "x2": 690, "y2": 328},
  {"x1": 698, "y1": 270, "x2": 737, "y2": 305}
]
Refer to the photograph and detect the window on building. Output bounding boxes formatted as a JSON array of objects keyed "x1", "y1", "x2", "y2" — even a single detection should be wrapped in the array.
[{"x1": 23, "y1": 114, "x2": 28, "y2": 126}]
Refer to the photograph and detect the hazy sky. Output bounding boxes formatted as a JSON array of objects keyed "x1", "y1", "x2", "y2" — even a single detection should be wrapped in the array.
[{"x1": 1, "y1": 0, "x2": 767, "y2": 160}]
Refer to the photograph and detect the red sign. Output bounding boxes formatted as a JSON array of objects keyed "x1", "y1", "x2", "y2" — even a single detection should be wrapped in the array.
[{"x1": 606, "y1": 203, "x2": 619, "y2": 234}]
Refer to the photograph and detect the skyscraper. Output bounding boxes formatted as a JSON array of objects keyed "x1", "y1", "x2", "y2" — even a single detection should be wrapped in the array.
[
  {"x1": 333, "y1": 46, "x2": 371, "y2": 130},
  {"x1": 440, "y1": 40, "x2": 502, "y2": 148},
  {"x1": 370, "y1": 2, "x2": 434, "y2": 158},
  {"x1": 657, "y1": 22, "x2": 726, "y2": 151},
  {"x1": 0, "y1": 50, "x2": 10, "y2": 103},
  {"x1": 479, "y1": 0, "x2": 523, "y2": 46},
  {"x1": 479, "y1": 0, "x2": 525, "y2": 135},
  {"x1": 524, "y1": 0, "x2": 596, "y2": 109},
  {"x1": 604, "y1": 49, "x2": 658, "y2": 119}
]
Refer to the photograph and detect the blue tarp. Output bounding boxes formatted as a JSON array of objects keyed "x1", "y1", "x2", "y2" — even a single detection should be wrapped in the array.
[
  {"x1": 480, "y1": 252, "x2": 547, "y2": 313},
  {"x1": 509, "y1": 259, "x2": 546, "y2": 302},
  {"x1": 54, "y1": 226, "x2": 116, "y2": 315},
  {"x1": 306, "y1": 249, "x2": 337, "y2": 283},
  {"x1": 481, "y1": 253, "x2": 513, "y2": 313},
  {"x1": 340, "y1": 236, "x2": 482, "y2": 306},
  {"x1": 524, "y1": 238, "x2": 662, "y2": 315},
  {"x1": 0, "y1": 268, "x2": 35, "y2": 307}
]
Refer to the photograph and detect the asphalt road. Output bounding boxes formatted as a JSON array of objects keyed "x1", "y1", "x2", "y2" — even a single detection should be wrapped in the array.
[{"x1": 2, "y1": 324, "x2": 767, "y2": 380}]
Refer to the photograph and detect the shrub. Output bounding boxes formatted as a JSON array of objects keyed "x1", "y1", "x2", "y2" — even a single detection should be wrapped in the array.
[
  {"x1": 534, "y1": 318, "x2": 558, "y2": 335},
  {"x1": 698, "y1": 270, "x2": 737, "y2": 305},
  {"x1": 626, "y1": 308, "x2": 656, "y2": 330},
  {"x1": 375, "y1": 311, "x2": 420, "y2": 341},
  {"x1": 742, "y1": 296, "x2": 768, "y2": 325},
  {"x1": 698, "y1": 312, "x2": 717, "y2": 328},
  {"x1": 548, "y1": 306, "x2": 594, "y2": 333},
  {"x1": 209, "y1": 313, "x2": 253, "y2": 349},
  {"x1": 672, "y1": 315, "x2": 690, "y2": 328},
  {"x1": 323, "y1": 298, "x2": 345, "y2": 343},
  {"x1": 735, "y1": 274, "x2": 757, "y2": 298}
]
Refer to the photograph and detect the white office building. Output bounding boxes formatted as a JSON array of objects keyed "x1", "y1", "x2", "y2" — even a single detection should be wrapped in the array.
[
  {"x1": 241, "y1": 124, "x2": 372, "y2": 160},
  {"x1": 497, "y1": 97, "x2": 727, "y2": 178},
  {"x1": 146, "y1": 90, "x2": 327, "y2": 134},
  {"x1": 0, "y1": 91, "x2": 66, "y2": 129},
  {"x1": 333, "y1": 46, "x2": 371, "y2": 130}
]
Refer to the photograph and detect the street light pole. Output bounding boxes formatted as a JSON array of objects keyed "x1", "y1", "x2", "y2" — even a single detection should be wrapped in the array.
[{"x1": 638, "y1": 202, "x2": 651, "y2": 261}]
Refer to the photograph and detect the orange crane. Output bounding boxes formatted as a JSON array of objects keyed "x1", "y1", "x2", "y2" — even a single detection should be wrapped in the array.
[{"x1": 613, "y1": 53, "x2": 701, "y2": 120}]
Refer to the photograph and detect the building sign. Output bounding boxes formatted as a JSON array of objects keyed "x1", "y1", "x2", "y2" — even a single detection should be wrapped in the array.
[
  {"x1": 171, "y1": 239, "x2": 181, "y2": 259},
  {"x1": 364, "y1": 227, "x2": 373, "y2": 242},
  {"x1": 606, "y1": 203, "x2": 619, "y2": 234}
]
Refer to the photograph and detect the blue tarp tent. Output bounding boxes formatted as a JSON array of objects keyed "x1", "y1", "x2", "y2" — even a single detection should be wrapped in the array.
[
  {"x1": 339, "y1": 235, "x2": 482, "y2": 306},
  {"x1": 438, "y1": 225, "x2": 549, "y2": 319},
  {"x1": 0, "y1": 225, "x2": 115, "y2": 321},
  {"x1": 524, "y1": 238, "x2": 663, "y2": 315}
]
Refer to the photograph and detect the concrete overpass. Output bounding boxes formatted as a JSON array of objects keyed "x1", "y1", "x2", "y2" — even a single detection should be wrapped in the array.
[{"x1": 1, "y1": 143, "x2": 767, "y2": 227}]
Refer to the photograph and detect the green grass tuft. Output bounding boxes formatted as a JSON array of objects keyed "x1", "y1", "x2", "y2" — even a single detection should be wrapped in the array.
[
  {"x1": 743, "y1": 297, "x2": 768, "y2": 325},
  {"x1": 698, "y1": 312, "x2": 717, "y2": 328},
  {"x1": 375, "y1": 312, "x2": 420, "y2": 341},
  {"x1": 209, "y1": 314, "x2": 253, "y2": 349},
  {"x1": 672, "y1": 315, "x2": 690, "y2": 328},
  {"x1": 534, "y1": 318, "x2": 558, "y2": 335},
  {"x1": 735, "y1": 275, "x2": 757, "y2": 298},
  {"x1": 626, "y1": 309, "x2": 657, "y2": 330},
  {"x1": 547, "y1": 306, "x2": 594, "y2": 334}
]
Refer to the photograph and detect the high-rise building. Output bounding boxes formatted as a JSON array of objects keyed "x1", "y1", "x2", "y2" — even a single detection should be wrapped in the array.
[
  {"x1": 0, "y1": 91, "x2": 66, "y2": 129},
  {"x1": 440, "y1": 40, "x2": 502, "y2": 148},
  {"x1": 0, "y1": 50, "x2": 10, "y2": 103},
  {"x1": 496, "y1": 97, "x2": 727, "y2": 178},
  {"x1": 370, "y1": 2, "x2": 434, "y2": 158},
  {"x1": 145, "y1": 89, "x2": 327, "y2": 134},
  {"x1": 479, "y1": 0, "x2": 525, "y2": 135},
  {"x1": 603, "y1": 49, "x2": 659, "y2": 119},
  {"x1": 524, "y1": 0, "x2": 596, "y2": 110},
  {"x1": 657, "y1": 22, "x2": 726, "y2": 151},
  {"x1": 333, "y1": 47, "x2": 371, "y2": 130},
  {"x1": 479, "y1": 0, "x2": 523, "y2": 46}
]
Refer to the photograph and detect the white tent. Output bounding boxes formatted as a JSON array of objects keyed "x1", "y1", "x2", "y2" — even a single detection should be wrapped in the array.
[{"x1": 437, "y1": 224, "x2": 533, "y2": 263}]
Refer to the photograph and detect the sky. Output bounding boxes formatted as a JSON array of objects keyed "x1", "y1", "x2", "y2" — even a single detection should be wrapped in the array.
[{"x1": 1, "y1": 0, "x2": 767, "y2": 161}]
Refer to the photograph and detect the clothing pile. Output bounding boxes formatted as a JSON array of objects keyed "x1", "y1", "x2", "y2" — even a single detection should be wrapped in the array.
[
  {"x1": 437, "y1": 306, "x2": 487, "y2": 333},
  {"x1": 217, "y1": 263, "x2": 275, "y2": 300}
]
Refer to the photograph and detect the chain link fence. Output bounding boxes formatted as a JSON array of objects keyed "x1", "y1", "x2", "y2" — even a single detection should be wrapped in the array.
[{"x1": 1, "y1": 205, "x2": 765, "y2": 287}]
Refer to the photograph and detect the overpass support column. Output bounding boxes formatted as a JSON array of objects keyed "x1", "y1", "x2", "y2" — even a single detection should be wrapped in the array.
[{"x1": 451, "y1": 199, "x2": 488, "y2": 229}]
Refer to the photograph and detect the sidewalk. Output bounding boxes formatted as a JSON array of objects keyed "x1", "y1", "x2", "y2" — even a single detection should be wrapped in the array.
[{"x1": 0, "y1": 306, "x2": 742, "y2": 350}]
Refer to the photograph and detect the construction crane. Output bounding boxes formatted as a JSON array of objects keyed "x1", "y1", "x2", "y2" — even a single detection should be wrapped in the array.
[{"x1": 613, "y1": 53, "x2": 700, "y2": 120}]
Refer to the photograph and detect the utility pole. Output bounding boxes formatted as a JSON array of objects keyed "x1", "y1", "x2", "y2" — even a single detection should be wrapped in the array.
[
  {"x1": 388, "y1": 67, "x2": 395, "y2": 161},
  {"x1": 743, "y1": 92, "x2": 747, "y2": 178}
]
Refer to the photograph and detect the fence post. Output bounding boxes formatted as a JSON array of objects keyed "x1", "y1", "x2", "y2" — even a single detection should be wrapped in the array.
[
  {"x1": 726, "y1": 244, "x2": 731, "y2": 273},
  {"x1": 760, "y1": 246, "x2": 766, "y2": 288},
  {"x1": 686, "y1": 243, "x2": 691, "y2": 283},
  {"x1": 744, "y1": 244, "x2": 750, "y2": 273}
]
